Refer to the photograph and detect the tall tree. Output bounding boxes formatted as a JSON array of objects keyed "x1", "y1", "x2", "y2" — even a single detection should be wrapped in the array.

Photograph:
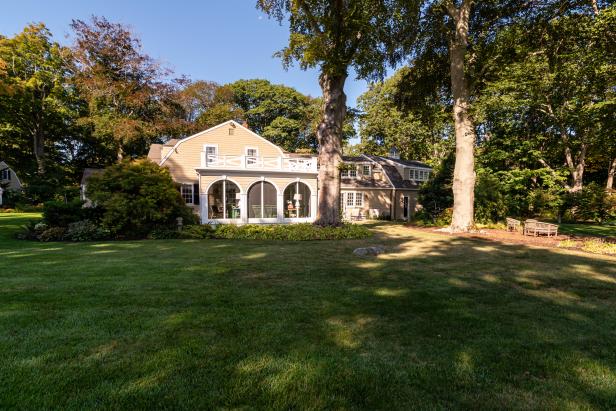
[
  {"x1": 70, "y1": 16, "x2": 172, "y2": 162},
  {"x1": 258, "y1": 0, "x2": 421, "y2": 225},
  {"x1": 0, "y1": 23, "x2": 75, "y2": 175},
  {"x1": 358, "y1": 66, "x2": 452, "y2": 163}
]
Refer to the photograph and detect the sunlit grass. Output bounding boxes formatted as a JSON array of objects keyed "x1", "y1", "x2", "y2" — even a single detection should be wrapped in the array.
[{"x1": 0, "y1": 213, "x2": 615, "y2": 409}]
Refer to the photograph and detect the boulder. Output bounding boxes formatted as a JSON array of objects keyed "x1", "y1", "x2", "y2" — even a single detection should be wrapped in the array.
[{"x1": 353, "y1": 245, "x2": 386, "y2": 257}]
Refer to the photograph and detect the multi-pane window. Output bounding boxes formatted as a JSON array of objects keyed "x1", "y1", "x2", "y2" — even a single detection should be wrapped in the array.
[
  {"x1": 362, "y1": 165, "x2": 371, "y2": 176},
  {"x1": 355, "y1": 192, "x2": 363, "y2": 207},
  {"x1": 346, "y1": 192, "x2": 355, "y2": 206},
  {"x1": 181, "y1": 184, "x2": 194, "y2": 204},
  {"x1": 0, "y1": 168, "x2": 9, "y2": 181},
  {"x1": 205, "y1": 145, "x2": 217, "y2": 164},
  {"x1": 341, "y1": 166, "x2": 358, "y2": 178},
  {"x1": 343, "y1": 192, "x2": 363, "y2": 208},
  {"x1": 341, "y1": 170, "x2": 348, "y2": 177},
  {"x1": 246, "y1": 148, "x2": 258, "y2": 165},
  {"x1": 349, "y1": 169, "x2": 357, "y2": 178},
  {"x1": 407, "y1": 168, "x2": 430, "y2": 181}
]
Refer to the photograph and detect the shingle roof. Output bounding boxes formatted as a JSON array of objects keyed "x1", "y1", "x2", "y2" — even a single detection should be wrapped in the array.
[
  {"x1": 340, "y1": 177, "x2": 392, "y2": 189},
  {"x1": 362, "y1": 155, "x2": 424, "y2": 190},
  {"x1": 341, "y1": 156, "x2": 367, "y2": 162}
]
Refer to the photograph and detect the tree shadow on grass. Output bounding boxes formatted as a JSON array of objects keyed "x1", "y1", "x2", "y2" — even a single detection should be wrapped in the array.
[{"x1": 1, "y1": 225, "x2": 615, "y2": 409}]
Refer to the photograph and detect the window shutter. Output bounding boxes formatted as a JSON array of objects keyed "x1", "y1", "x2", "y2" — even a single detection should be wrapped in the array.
[{"x1": 193, "y1": 183, "x2": 200, "y2": 205}]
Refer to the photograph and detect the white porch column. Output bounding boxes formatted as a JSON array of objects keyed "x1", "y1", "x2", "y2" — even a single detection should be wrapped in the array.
[
  {"x1": 201, "y1": 193, "x2": 208, "y2": 224},
  {"x1": 240, "y1": 193, "x2": 248, "y2": 224},
  {"x1": 311, "y1": 193, "x2": 318, "y2": 221},
  {"x1": 277, "y1": 193, "x2": 284, "y2": 222}
]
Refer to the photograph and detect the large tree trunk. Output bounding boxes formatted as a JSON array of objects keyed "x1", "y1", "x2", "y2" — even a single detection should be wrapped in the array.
[
  {"x1": 314, "y1": 72, "x2": 346, "y2": 226},
  {"x1": 607, "y1": 157, "x2": 616, "y2": 190},
  {"x1": 447, "y1": 0, "x2": 476, "y2": 232},
  {"x1": 32, "y1": 113, "x2": 45, "y2": 174},
  {"x1": 564, "y1": 142, "x2": 586, "y2": 192}
]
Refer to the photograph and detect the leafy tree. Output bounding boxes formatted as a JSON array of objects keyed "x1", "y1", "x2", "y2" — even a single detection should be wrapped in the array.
[
  {"x1": 70, "y1": 16, "x2": 175, "y2": 162},
  {"x1": 0, "y1": 23, "x2": 76, "y2": 176},
  {"x1": 86, "y1": 159, "x2": 196, "y2": 238},
  {"x1": 357, "y1": 66, "x2": 452, "y2": 164},
  {"x1": 476, "y1": 5, "x2": 615, "y2": 193},
  {"x1": 258, "y1": 0, "x2": 421, "y2": 225}
]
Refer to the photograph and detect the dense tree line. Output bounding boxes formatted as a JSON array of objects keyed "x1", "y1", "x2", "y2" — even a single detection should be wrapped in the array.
[
  {"x1": 0, "y1": 17, "x2": 330, "y2": 202},
  {"x1": 356, "y1": 1, "x2": 614, "y2": 224}
]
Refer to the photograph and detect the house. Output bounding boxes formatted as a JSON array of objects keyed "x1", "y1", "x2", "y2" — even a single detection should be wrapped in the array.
[
  {"x1": 80, "y1": 168, "x2": 104, "y2": 206},
  {"x1": 0, "y1": 161, "x2": 23, "y2": 206},
  {"x1": 147, "y1": 121, "x2": 431, "y2": 224},
  {"x1": 339, "y1": 149, "x2": 431, "y2": 221},
  {"x1": 148, "y1": 120, "x2": 319, "y2": 224}
]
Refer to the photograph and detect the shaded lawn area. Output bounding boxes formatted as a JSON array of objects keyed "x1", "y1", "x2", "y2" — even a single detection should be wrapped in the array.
[
  {"x1": 558, "y1": 222, "x2": 616, "y2": 238},
  {"x1": 1, "y1": 213, "x2": 616, "y2": 409}
]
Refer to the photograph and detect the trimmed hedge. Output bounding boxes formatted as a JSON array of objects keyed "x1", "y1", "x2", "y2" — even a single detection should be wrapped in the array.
[{"x1": 212, "y1": 223, "x2": 372, "y2": 241}]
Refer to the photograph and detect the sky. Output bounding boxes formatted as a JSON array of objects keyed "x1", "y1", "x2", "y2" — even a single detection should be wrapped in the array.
[{"x1": 0, "y1": 0, "x2": 373, "y2": 109}]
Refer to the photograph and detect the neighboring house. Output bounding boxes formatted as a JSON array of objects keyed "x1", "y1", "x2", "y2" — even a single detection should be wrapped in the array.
[
  {"x1": 148, "y1": 120, "x2": 319, "y2": 224},
  {"x1": 0, "y1": 161, "x2": 23, "y2": 206},
  {"x1": 339, "y1": 149, "x2": 431, "y2": 221},
  {"x1": 80, "y1": 168, "x2": 104, "y2": 205}
]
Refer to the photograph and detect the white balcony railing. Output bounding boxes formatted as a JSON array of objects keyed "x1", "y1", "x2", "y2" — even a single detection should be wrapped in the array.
[{"x1": 200, "y1": 154, "x2": 318, "y2": 173}]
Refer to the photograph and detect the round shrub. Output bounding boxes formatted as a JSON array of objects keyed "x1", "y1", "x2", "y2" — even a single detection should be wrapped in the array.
[
  {"x1": 65, "y1": 220, "x2": 110, "y2": 242},
  {"x1": 39, "y1": 227, "x2": 67, "y2": 242},
  {"x1": 86, "y1": 160, "x2": 198, "y2": 238}
]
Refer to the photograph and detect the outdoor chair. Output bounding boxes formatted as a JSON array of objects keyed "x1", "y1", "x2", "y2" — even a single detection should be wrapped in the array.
[
  {"x1": 506, "y1": 217, "x2": 521, "y2": 232},
  {"x1": 524, "y1": 220, "x2": 558, "y2": 237}
]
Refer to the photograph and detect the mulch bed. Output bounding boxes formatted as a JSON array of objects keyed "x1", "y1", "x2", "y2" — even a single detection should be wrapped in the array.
[{"x1": 406, "y1": 225, "x2": 614, "y2": 253}]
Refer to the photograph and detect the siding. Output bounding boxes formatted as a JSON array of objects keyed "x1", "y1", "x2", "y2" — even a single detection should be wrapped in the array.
[{"x1": 161, "y1": 122, "x2": 284, "y2": 182}]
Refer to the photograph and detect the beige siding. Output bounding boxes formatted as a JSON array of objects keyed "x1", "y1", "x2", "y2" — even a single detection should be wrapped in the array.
[
  {"x1": 161, "y1": 122, "x2": 284, "y2": 182},
  {"x1": 341, "y1": 189, "x2": 392, "y2": 219},
  {"x1": 0, "y1": 161, "x2": 22, "y2": 191},
  {"x1": 393, "y1": 190, "x2": 419, "y2": 220}
]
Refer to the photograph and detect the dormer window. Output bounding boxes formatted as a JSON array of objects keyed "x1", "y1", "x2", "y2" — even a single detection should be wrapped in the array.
[
  {"x1": 406, "y1": 168, "x2": 430, "y2": 181},
  {"x1": 388, "y1": 147, "x2": 400, "y2": 159},
  {"x1": 362, "y1": 165, "x2": 371, "y2": 176},
  {"x1": 0, "y1": 168, "x2": 10, "y2": 181}
]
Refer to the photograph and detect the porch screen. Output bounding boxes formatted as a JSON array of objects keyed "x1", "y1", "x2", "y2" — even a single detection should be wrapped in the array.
[{"x1": 248, "y1": 181, "x2": 277, "y2": 218}]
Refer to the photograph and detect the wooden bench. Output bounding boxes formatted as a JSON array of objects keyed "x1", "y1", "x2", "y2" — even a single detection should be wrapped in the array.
[
  {"x1": 506, "y1": 217, "x2": 521, "y2": 232},
  {"x1": 524, "y1": 220, "x2": 559, "y2": 237}
]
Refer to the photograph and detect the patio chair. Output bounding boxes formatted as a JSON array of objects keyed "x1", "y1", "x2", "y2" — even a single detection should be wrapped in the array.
[{"x1": 506, "y1": 217, "x2": 521, "y2": 232}]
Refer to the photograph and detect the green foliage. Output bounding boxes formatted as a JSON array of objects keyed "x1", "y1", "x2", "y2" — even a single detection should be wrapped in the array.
[
  {"x1": 148, "y1": 224, "x2": 215, "y2": 240},
  {"x1": 474, "y1": 170, "x2": 508, "y2": 224},
  {"x1": 86, "y1": 160, "x2": 197, "y2": 238},
  {"x1": 42, "y1": 199, "x2": 85, "y2": 227},
  {"x1": 418, "y1": 152, "x2": 454, "y2": 222},
  {"x1": 38, "y1": 226, "x2": 67, "y2": 242},
  {"x1": 357, "y1": 66, "x2": 452, "y2": 162},
  {"x1": 213, "y1": 223, "x2": 372, "y2": 241},
  {"x1": 567, "y1": 183, "x2": 616, "y2": 223},
  {"x1": 65, "y1": 220, "x2": 109, "y2": 242}
]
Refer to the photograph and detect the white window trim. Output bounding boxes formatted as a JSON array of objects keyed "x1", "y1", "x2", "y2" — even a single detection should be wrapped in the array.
[
  {"x1": 203, "y1": 144, "x2": 218, "y2": 165},
  {"x1": 343, "y1": 191, "x2": 364, "y2": 208},
  {"x1": 362, "y1": 164, "x2": 371, "y2": 176},
  {"x1": 245, "y1": 146, "x2": 259, "y2": 165},
  {"x1": 406, "y1": 167, "x2": 430, "y2": 182},
  {"x1": 181, "y1": 183, "x2": 194, "y2": 205}
]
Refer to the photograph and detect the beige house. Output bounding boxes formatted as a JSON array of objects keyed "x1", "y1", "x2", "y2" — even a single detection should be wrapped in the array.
[
  {"x1": 0, "y1": 161, "x2": 23, "y2": 206},
  {"x1": 147, "y1": 121, "x2": 431, "y2": 224},
  {"x1": 339, "y1": 150, "x2": 431, "y2": 221},
  {"x1": 148, "y1": 120, "x2": 318, "y2": 224}
]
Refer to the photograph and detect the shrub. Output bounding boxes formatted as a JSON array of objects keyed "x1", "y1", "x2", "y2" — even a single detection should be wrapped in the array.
[
  {"x1": 39, "y1": 227, "x2": 67, "y2": 242},
  {"x1": 16, "y1": 220, "x2": 46, "y2": 240},
  {"x1": 566, "y1": 183, "x2": 616, "y2": 223},
  {"x1": 212, "y1": 223, "x2": 372, "y2": 241},
  {"x1": 148, "y1": 224, "x2": 215, "y2": 240},
  {"x1": 87, "y1": 160, "x2": 197, "y2": 238},
  {"x1": 65, "y1": 220, "x2": 110, "y2": 242},
  {"x1": 43, "y1": 199, "x2": 85, "y2": 227}
]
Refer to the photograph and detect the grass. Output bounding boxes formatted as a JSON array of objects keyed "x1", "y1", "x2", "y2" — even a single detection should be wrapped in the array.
[
  {"x1": 558, "y1": 222, "x2": 616, "y2": 238},
  {"x1": 1, "y1": 213, "x2": 616, "y2": 409}
]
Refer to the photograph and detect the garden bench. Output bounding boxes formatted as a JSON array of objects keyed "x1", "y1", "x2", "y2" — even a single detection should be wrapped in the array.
[
  {"x1": 524, "y1": 220, "x2": 559, "y2": 237},
  {"x1": 506, "y1": 217, "x2": 521, "y2": 232}
]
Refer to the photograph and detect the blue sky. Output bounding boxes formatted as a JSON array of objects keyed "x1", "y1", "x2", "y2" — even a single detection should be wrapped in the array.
[{"x1": 0, "y1": 0, "x2": 373, "y2": 109}]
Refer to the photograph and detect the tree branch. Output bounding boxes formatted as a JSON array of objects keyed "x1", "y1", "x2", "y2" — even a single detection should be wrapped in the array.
[{"x1": 294, "y1": 0, "x2": 323, "y2": 35}]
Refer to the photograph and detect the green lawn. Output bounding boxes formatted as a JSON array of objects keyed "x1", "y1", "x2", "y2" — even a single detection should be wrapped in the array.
[
  {"x1": 558, "y1": 222, "x2": 616, "y2": 238},
  {"x1": 1, "y1": 213, "x2": 616, "y2": 409}
]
